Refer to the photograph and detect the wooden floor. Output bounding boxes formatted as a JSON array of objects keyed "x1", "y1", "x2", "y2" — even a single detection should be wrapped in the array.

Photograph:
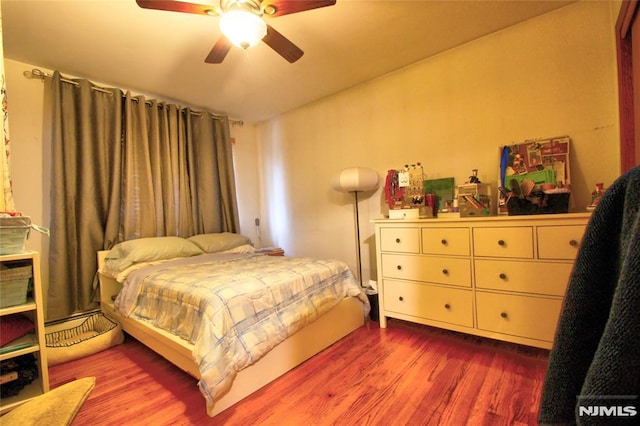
[{"x1": 49, "y1": 319, "x2": 549, "y2": 426}]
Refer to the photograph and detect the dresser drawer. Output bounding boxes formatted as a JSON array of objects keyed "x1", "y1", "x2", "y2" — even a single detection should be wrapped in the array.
[
  {"x1": 381, "y1": 254, "x2": 471, "y2": 287},
  {"x1": 380, "y1": 227, "x2": 420, "y2": 253},
  {"x1": 537, "y1": 225, "x2": 585, "y2": 260},
  {"x1": 474, "y1": 259, "x2": 571, "y2": 296},
  {"x1": 421, "y1": 227, "x2": 470, "y2": 256},
  {"x1": 476, "y1": 292, "x2": 562, "y2": 342},
  {"x1": 383, "y1": 279, "x2": 473, "y2": 327},
  {"x1": 473, "y1": 227, "x2": 534, "y2": 258}
]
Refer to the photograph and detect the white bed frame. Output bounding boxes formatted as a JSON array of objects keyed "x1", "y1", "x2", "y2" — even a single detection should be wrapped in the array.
[{"x1": 96, "y1": 251, "x2": 365, "y2": 416}]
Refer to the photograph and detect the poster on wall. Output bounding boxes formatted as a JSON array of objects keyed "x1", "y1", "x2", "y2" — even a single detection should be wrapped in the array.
[{"x1": 498, "y1": 135, "x2": 571, "y2": 214}]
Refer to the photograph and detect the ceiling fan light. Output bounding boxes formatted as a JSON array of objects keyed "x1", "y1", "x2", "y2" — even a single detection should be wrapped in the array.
[{"x1": 220, "y1": 10, "x2": 267, "y2": 50}]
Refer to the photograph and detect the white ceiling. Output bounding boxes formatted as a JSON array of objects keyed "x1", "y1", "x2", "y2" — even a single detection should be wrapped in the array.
[{"x1": 2, "y1": 0, "x2": 576, "y2": 123}]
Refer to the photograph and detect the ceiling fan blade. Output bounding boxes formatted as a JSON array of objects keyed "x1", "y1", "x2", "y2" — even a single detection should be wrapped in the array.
[
  {"x1": 205, "y1": 37, "x2": 233, "y2": 64},
  {"x1": 136, "y1": 0, "x2": 219, "y2": 16},
  {"x1": 262, "y1": 25, "x2": 303, "y2": 63},
  {"x1": 261, "y1": 0, "x2": 336, "y2": 17}
]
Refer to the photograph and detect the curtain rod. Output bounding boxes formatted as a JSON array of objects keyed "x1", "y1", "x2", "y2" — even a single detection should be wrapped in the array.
[{"x1": 23, "y1": 68, "x2": 244, "y2": 127}]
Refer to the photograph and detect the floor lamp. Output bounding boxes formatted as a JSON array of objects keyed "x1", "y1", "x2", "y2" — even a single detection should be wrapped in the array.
[{"x1": 332, "y1": 167, "x2": 379, "y2": 287}]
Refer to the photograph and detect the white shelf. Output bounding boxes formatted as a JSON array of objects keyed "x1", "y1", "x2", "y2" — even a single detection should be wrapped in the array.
[
  {"x1": 0, "y1": 252, "x2": 49, "y2": 414},
  {"x1": 0, "y1": 299, "x2": 36, "y2": 316},
  {"x1": 0, "y1": 378, "x2": 46, "y2": 414},
  {"x1": 0, "y1": 333, "x2": 39, "y2": 359}
]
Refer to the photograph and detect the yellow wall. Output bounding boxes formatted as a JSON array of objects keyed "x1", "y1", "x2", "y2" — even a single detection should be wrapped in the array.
[
  {"x1": 256, "y1": 0, "x2": 621, "y2": 283},
  {"x1": 3, "y1": 0, "x2": 622, "y2": 290}
]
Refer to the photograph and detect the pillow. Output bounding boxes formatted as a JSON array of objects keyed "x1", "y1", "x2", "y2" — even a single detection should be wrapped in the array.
[
  {"x1": 104, "y1": 236, "x2": 203, "y2": 274},
  {"x1": 221, "y1": 244, "x2": 255, "y2": 254},
  {"x1": 187, "y1": 232, "x2": 253, "y2": 253},
  {"x1": 100, "y1": 243, "x2": 257, "y2": 283},
  {"x1": 0, "y1": 314, "x2": 35, "y2": 346}
]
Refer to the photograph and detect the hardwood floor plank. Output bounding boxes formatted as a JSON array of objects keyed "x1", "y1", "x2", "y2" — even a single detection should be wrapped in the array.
[{"x1": 48, "y1": 319, "x2": 548, "y2": 425}]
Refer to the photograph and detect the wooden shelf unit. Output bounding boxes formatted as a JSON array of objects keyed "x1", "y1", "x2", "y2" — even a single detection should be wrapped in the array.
[{"x1": 0, "y1": 252, "x2": 49, "y2": 414}]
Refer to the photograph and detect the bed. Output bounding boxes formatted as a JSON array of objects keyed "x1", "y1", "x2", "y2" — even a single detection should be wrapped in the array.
[{"x1": 96, "y1": 234, "x2": 367, "y2": 417}]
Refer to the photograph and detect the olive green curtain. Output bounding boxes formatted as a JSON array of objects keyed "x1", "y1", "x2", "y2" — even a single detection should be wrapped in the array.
[{"x1": 47, "y1": 72, "x2": 239, "y2": 321}]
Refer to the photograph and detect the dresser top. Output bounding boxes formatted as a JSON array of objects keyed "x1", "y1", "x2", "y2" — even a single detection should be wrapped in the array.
[{"x1": 372, "y1": 212, "x2": 592, "y2": 224}]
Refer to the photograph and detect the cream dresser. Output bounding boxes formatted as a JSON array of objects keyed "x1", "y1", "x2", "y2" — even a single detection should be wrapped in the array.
[{"x1": 373, "y1": 213, "x2": 591, "y2": 349}]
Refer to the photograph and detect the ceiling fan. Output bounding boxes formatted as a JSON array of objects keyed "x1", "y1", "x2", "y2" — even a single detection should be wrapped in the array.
[{"x1": 135, "y1": 0, "x2": 336, "y2": 63}]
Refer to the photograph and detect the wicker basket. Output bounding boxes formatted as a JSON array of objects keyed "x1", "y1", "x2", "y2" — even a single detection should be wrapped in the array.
[
  {"x1": 0, "y1": 262, "x2": 33, "y2": 308},
  {"x1": 0, "y1": 216, "x2": 32, "y2": 255}
]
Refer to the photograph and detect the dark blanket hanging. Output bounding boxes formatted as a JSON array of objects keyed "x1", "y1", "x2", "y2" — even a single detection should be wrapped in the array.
[{"x1": 538, "y1": 165, "x2": 640, "y2": 425}]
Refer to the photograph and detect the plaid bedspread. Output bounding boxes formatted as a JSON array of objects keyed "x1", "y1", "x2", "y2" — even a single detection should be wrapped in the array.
[{"x1": 114, "y1": 252, "x2": 365, "y2": 414}]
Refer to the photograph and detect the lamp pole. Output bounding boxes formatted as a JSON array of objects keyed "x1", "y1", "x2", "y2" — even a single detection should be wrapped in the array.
[
  {"x1": 332, "y1": 167, "x2": 379, "y2": 289},
  {"x1": 353, "y1": 190, "x2": 364, "y2": 288}
]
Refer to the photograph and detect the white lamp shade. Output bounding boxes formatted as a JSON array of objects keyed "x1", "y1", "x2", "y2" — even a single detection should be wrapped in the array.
[
  {"x1": 220, "y1": 10, "x2": 267, "y2": 49},
  {"x1": 332, "y1": 167, "x2": 379, "y2": 193}
]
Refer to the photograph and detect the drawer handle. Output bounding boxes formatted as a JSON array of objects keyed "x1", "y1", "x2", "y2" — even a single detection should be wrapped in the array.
[
  {"x1": 500, "y1": 312, "x2": 508, "y2": 319},
  {"x1": 444, "y1": 303, "x2": 451, "y2": 310},
  {"x1": 442, "y1": 269, "x2": 449, "y2": 275},
  {"x1": 441, "y1": 239, "x2": 448, "y2": 245},
  {"x1": 497, "y1": 239, "x2": 506, "y2": 246},
  {"x1": 499, "y1": 273, "x2": 507, "y2": 280},
  {"x1": 569, "y1": 239, "x2": 578, "y2": 247},
  {"x1": 397, "y1": 265, "x2": 402, "y2": 271},
  {"x1": 396, "y1": 238, "x2": 401, "y2": 243},
  {"x1": 399, "y1": 296, "x2": 404, "y2": 302}
]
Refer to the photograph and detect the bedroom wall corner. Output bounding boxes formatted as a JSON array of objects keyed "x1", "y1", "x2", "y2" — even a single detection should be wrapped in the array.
[
  {"x1": 255, "y1": 0, "x2": 621, "y2": 286},
  {"x1": 230, "y1": 121, "x2": 265, "y2": 248},
  {"x1": 3, "y1": 58, "x2": 50, "y2": 314}
]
